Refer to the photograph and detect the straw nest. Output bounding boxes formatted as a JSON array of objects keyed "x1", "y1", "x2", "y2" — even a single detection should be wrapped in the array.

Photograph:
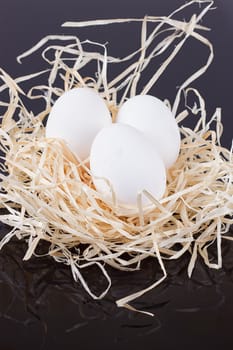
[{"x1": 0, "y1": 0, "x2": 232, "y2": 315}]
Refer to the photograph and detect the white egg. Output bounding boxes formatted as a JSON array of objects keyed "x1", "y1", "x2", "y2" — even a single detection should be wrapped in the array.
[
  {"x1": 45, "y1": 87, "x2": 112, "y2": 160},
  {"x1": 116, "y1": 94, "x2": 181, "y2": 168},
  {"x1": 90, "y1": 123, "x2": 166, "y2": 209}
]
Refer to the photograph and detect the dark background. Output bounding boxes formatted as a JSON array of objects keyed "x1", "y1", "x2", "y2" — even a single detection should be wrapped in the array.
[
  {"x1": 0, "y1": 0, "x2": 233, "y2": 349},
  {"x1": 0, "y1": 0, "x2": 232, "y2": 147}
]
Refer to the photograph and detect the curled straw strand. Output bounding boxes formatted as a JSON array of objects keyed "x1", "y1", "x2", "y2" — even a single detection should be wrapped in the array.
[{"x1": 0, "y1": 0, "x2": 232, "y2": 315}]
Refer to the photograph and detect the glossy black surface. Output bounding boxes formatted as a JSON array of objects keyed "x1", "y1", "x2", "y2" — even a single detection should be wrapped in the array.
[
  {"x1": 0, "y1": 1, "x2": 233, "y2": 349},
  {"x1": 1, "y1": 223, "x2": 233, "y2": 349}
]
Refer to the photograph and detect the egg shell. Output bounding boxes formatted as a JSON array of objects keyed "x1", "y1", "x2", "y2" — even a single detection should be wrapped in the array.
[
  {"x1": 116, "y1": 94, "x2": 181, "y2": 168},
  {"x1": 45, "y1": 87, "x2": 112, "y2": 160},
  {"x1": 90, "y1": 123, "x2": 166, "y2": 208}
]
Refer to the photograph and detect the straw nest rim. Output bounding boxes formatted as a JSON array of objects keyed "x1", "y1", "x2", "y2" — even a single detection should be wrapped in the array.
[{"x1": 0, "y1": 0, "x2": 233, "y2": 316}]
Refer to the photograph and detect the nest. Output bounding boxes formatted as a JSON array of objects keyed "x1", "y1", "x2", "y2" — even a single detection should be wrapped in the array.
[{"x1": 0, "y1": 0, "x2": 233, "y2": 315}]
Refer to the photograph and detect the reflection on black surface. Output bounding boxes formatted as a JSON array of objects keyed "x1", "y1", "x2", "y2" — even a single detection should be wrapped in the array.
[{"x1": 1, "y1": 223, "x2": 233, "y2": 349}]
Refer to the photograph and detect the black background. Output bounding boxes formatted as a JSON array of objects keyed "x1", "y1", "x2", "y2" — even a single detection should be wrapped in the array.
[{"x1": 0, "y1": 1, "x2": 233, "y2": 349}]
